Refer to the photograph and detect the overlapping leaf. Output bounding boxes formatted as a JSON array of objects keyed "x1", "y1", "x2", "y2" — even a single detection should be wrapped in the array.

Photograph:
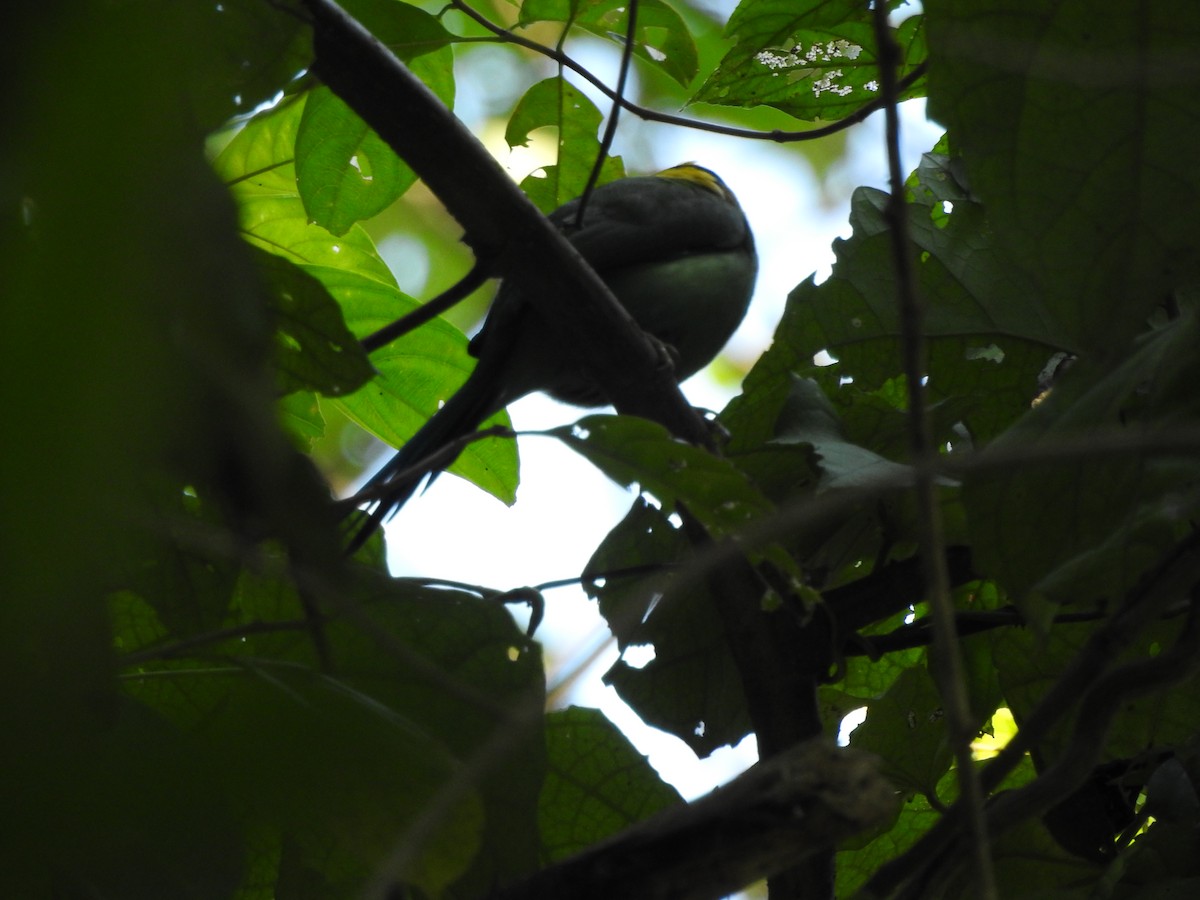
[
  {"x1": 506, "y1": 79, "x2": 626, "y2": 212},
  {"x1": 215, "y1": 92, "x2": 518, "y2": 502},
  {"x1": 540, "y1": 706, "x2": 682, "y2": 860},
  {"x1": 925, "y1": 0, "x2": 1200, "y2": 357},
  {"x1": 520, "y1": 0, "x2": 699, "y2": 87},
  {"x1": 295, "y1": 0, "x2": 455, "y2": 234},
  {"x1": 695, "y1": 0, "x2": 926, "y2": 120},
  {"x1": 584, "y1": 497, "x2": 756, "y2": 755}
]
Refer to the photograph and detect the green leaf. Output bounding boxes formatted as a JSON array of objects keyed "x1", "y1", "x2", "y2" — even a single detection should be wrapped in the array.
[
  {"x1": 724, "y1": 151, "x2": 1064, "y2": 457},
  {"x1": 848, "y1": 662, "x2": 953, "y2": 797},
  {"x1": 215, "y1": 95, "x2": 397, "y2": 285},
  {"x1": 292, "y1": 0, "x2": 456, "y2": 233},
  {"x1": 340, "y1": 0, "x2": 457, "y2": 111},
  {"x1": 835, "y1": 759, "x2": 1037, "y2": 897},
  {"x1": 323, "y1": 265, "x2": 518, "y2": 504},
  {"x1": 252, "y1": 246, "x2": 375, "y2": 396},
  {"x1": 925, "y1": 0, "x2": 1200, "y2": 357},
  {"x1": 520, "y1": 0, "x2": 699, "y2": 87},
  {"x1": 695, "y1": 0, "x2": 926, "y2": 120},
  {"x1": 555, "y1": 414, "x2": 777, "y2": 536},
  {"x1": 541, "y1": 707, "x2": 682, "y2": 861},
  {"x1": 821, "y1": 606, "x2": 923, "y2": 715},
  {"x1": 507, "y1": 78, "x2": 625, "y2": 212},
  {"x1": 585, "y1": 498, "x2": 754, "y2": 755},
  {"x1": 279, "y1": 390, "x2": 327, "y2": 447},
  {"x1": 110, "y1": 591, "x2": 171, "y2": 656},
  {"x1": 215, "y1": 92, "x2": 518, "y2": 500},
  {"x1": 314, "y1": 577, "x2": 547, "y2": 895},
  {"x1": 112, "y1": 500, "x2": 241, "y2": 638},
  {"x1": 296, "y1": 86, "x2": 415, "y2": 236},
  {"x1": 834, "y1": 769, "x2": 942, "y2": 896},
  {"x1": 964, "y1": 309, "x2": 1200, "y2": 622}
]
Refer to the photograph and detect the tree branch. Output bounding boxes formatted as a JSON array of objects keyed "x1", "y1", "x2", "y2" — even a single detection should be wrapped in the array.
[{"x1": 486, "y1": 740, "x2": 896, "y2": 900}]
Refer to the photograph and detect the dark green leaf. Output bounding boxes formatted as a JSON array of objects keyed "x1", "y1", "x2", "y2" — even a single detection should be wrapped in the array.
[
  {"x1": 557, "y1": 414, "x2": 804, "y2": 586},
  {"x1": 541, "y1": 707, "x2": 683, "y2": 861},
  {"x1": 585, "y1": 499, "x2": 754, "y2": 755},
  {"x1": 964, "y1": 309, "x2": 1200, "y2": 622},
  {"x1": 193, "y1": 663, "x2": 484, "y2": 897},
  {"x1": 520, "y1": 0, "x2": 699, "y2": 86},
  {"x1": 183, "y1": 0, "x2": 312, "y2": 131},
  {"x1": 925, "y1": 0, "x2": 1200, "y2": 356},
  {"x1": 696, "y1": 0, "x2": 925, "y2": 119},
  {"x1": 724, "y1": 151, "x2": 1064, "y2": 459},
  {"x1": 993, "y1": 612, "x2": 1200, "y2": 767},
  {"x1": 555, "y1": 414, "x2": 777, "y2": 535},
  {"x1": 279, "y1": 390, "x2": 327, "y2": 447},
  {"x1": 123, "y1": 568, "x2": 546, "y2": 897},
  {"x1": 774, "y1": 375, "x2": 918, "y2": 491},
  {"x1": 253, "y1": 246, "x2": 375, "y2": 396},
  {"x1": 848, "y1": 662, "x2": 953, "y2": 796}
]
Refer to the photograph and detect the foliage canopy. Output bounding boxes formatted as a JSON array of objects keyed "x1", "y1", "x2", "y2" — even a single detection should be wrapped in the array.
[{"x1": 4, "y1": 1, "x2": 1200, "y2": 898}]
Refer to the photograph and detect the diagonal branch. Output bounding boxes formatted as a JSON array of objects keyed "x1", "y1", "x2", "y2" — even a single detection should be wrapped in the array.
[{"x1": 487, "y1": 740, "x2": 896, "y2": 900}]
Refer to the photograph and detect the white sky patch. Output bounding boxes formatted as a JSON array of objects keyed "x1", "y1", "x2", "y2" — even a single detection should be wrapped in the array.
[{"x1": 370, "y1": 89, "x2": 947, "y2": 800}]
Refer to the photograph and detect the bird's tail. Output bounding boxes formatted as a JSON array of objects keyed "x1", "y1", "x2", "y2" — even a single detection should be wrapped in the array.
[{"x1": 341, "y1": 365, "x2": 506, "y2": 555}]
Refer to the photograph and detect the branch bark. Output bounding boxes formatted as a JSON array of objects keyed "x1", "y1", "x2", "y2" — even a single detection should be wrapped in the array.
[{"x1": 487, "y1": 740, "x2": 896, "y2": 900}]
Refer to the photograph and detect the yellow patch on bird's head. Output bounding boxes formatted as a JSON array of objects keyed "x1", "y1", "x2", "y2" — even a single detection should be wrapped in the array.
[{"x1": 655, "y1": 162, "x2": 734, "y2": 203}]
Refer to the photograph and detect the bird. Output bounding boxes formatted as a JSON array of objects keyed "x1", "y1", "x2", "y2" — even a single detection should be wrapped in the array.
[{"x1": 344, "y1": 162, "x2": 757, "y2": 550}]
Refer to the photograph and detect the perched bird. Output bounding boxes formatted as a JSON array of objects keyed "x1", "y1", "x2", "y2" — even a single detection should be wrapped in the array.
[{"x1": 345, "y1": 163, "x2": 757, "y2": 549}]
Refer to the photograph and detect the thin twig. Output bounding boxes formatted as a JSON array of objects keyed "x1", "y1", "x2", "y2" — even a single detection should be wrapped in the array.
[
  {"x1": 573, "y1": 0, "x2": 638, "y2": 226},
  {"x1": 120, "y1": 619, "x2": 311, "y2": 667},
  {"x1": 448, "y1": 0, "x2": 927, "y2": 144},
  {"x1": 359, "y1": 262, "x2": 490, "y2": 354},
  {"x1": 870, "y1": 2, "x2": 995, "y2": 897}
]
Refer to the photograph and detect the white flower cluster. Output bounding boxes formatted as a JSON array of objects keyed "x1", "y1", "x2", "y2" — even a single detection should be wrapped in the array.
[
  {"x1": 755, "y1": 38, "x2": 863, "y2": 70},
  {"x1": 813, "y1": 70, "x2": 853, "y2": 97},
  {"x1": 754, "y1": 39, "x2": 866, "y2": 97}
]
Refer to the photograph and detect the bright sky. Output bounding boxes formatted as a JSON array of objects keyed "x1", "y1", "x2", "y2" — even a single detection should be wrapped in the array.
[{"x1": 369, "y1": 32, "x2": 945, "y2": 799}]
